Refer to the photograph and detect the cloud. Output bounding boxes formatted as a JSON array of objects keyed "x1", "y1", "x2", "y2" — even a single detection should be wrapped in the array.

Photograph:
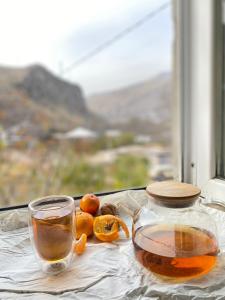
[
  {"x1": 0, "y1": 0, "x2": 172, "y2": 94},
  {"x1": 63, "y1": 1, "x2": 172, "y2": 94}
]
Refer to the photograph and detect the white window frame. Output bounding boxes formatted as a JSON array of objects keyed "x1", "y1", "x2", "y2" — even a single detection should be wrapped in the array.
[{"x1": 174, "y1": 0, "x2": 225, "y2": 202}]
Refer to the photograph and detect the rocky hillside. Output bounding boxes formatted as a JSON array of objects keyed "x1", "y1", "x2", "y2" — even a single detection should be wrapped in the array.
[
  {"x1": 17, "y1": 65, "x2": 87, "y2": 115},
  {"x1": 0, "y1": 65, "x2": 103, "y2": 136}
]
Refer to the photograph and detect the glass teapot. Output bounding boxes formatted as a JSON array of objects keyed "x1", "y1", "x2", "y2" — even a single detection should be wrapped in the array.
[{"x1": 132, "y1": 181, "x2": 219, "y2": 281}]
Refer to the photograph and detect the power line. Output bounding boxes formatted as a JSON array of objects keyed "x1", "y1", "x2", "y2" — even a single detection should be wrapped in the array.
[{"x1": 62, "y1": 2, "x2": 170, "y2": 74}]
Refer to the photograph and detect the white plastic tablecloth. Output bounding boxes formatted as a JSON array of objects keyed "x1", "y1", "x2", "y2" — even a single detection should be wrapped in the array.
[{"x1": 1, "y1": 190, "x2": 225, "y2": 299}]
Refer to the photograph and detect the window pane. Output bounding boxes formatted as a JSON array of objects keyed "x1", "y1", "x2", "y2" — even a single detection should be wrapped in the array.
[
  {"x1": 0, "y1": 0, "x2": 174, "y2": 208},
  {"x1": 216, "y1": 0, "x2": 225, "y2": 178}
]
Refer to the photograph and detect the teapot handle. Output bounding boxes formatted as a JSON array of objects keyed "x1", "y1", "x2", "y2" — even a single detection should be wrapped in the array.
[{"x1": 200, "y1": 196, "x2": 225, "y2": 212}]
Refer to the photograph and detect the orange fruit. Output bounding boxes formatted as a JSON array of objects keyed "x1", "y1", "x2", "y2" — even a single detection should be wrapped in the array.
[
  {"x1": 74, "y1": 233, "x2": 87, "y2": 255},
  {"x1": 80, "y1": 193, "x2": 100, "y2": 215},
  {"x1": 75, "y1": 211, "x2": 94, "y2": 240},
  {"x1": 93, "y1": 215, "x2": 129, "y2": 242}
]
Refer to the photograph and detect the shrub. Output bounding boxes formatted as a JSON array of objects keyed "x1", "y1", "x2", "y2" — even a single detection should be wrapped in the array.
[{"x1": 112, "y1": 154, "x2": 149, "y2": 189}]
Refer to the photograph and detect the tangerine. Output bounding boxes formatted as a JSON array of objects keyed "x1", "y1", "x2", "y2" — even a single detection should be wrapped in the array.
[
  {"x1": 75, "y1": 211, "x2": 94, "y2": 239},
  {"x1": 80, "y1": 193, "x2": 100, "y2": 215}
]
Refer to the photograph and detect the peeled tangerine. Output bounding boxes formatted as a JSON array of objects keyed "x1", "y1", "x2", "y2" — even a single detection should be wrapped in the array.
[{"x1": 93, "y1": 215, "x2": 130, "y2": 242}]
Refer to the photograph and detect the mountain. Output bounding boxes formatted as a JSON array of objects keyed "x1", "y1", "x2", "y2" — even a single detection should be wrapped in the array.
[
  {"x1": 0, "y1": 67, "x2": 171, "y2": 142},
  {"x1": 87, "y1": 73, "x2": 172, "y2": 141},
  {"x1": 0, "y1": 65, "x2": 103, "y2": 137},
  {"x1": 87, "y1": 73, "x2": 171, "y2": 124},
  {"x1": 17, "y1": 65, "x2": 87, "y2": 116}
]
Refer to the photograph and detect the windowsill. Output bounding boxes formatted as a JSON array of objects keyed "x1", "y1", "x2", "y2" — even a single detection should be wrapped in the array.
[{"x1": 0, "y1": 186, "x2": 146, "y2": 212}]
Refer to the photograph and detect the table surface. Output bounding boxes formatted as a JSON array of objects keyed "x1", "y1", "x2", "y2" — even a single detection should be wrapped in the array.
[{"x1": 1, "y1": 189, "x2": 225, "y2": 300}]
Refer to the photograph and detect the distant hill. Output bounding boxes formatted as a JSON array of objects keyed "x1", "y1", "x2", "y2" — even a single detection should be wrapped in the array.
[
  {"x1": 0, "y1": 66, "x2": 171, "y2": 142},
  {"x1": 87, "y1": 73, "x2": 172, "y2": 141},
  {"x1": 0, "y1": 65, "x2": 104, "y2": 137}
]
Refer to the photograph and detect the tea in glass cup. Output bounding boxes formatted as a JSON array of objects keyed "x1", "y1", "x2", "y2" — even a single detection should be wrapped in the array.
[{"x1": 28, "y1": 195, "x2": 75, "y2": 274}]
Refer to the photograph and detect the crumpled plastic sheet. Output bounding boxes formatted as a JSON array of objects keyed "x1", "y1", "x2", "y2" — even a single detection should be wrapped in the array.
[{"x1": 1, "y1": 190, "x2": 225, "y2": 299}]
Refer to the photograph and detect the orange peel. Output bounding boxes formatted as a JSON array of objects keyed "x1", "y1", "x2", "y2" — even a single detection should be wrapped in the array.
[{"x1": 93, "y1": 215, "x2": 129, "y2": 242}]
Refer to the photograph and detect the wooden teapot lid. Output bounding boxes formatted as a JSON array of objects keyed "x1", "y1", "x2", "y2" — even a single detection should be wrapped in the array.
[{"x1": 146, "y1": 181, "x2": 201, "y2": 208}]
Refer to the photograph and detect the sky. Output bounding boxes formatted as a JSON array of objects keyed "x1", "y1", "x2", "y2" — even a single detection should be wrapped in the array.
[{"x1": 0, "y1": 0, "x2": 172, "y2": 95}]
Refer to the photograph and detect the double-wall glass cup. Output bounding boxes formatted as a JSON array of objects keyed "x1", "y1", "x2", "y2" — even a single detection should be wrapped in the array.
[{"x1": 28, "y1": 195, "x2": 75, "y2": 274}]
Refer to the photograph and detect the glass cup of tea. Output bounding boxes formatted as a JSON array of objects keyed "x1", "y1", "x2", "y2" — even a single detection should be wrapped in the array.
[{"x1": 28, "y1": 195, "x2": 75, "y2": 274}]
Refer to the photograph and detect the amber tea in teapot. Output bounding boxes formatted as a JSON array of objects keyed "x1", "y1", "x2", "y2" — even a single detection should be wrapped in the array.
[
  {"x1": 133, "y1": 224, "x2": 218, "y2": 280},
  {"x1": 132, "y1": 181, "x2": 219, "y2": 281}
]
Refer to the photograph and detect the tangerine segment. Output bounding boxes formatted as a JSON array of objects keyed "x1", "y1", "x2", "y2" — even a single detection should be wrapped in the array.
[
  {"x1": 74, "y1": 233, "x2": 87, "y2": 255},
  {"x1": 93, "y1": 215, "x2": 129, "y2": 242}
]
